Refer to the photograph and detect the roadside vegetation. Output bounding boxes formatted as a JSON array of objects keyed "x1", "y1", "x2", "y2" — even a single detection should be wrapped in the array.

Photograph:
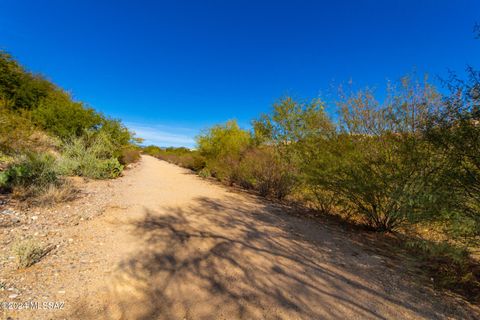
[
  {"x1": 144, "y1": 70, "x2": 480, "y2": 301},
  {"x1": 0, "y1": 51, "x2": 141, "y2": 205}
]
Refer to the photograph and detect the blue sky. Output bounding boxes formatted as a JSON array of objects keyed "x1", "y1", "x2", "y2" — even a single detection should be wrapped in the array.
[{"x1": 1, "y1": 0, "x2": 479, "y2": 147}]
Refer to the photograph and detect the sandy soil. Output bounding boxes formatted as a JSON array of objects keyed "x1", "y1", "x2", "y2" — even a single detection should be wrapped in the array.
[{"x1": 1, "y1": 155, "x2": 479, "y2": 319}]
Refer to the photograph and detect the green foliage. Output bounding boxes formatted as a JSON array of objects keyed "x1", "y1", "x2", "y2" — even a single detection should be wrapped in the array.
[
  {"x1": 0, "y1": 107, "x2": 34, "y2": 153},
  {"x1": 237, "y1": 147, "x2": 296, "y2": 198},
  {"x1": 0, "y1": 51, "x2": 137, "y2": 195},
  {"x1": 405, "y1": 239, "x2": 479, "y2": 299},
  {"x1": 31, "y1": 90, "x2": 103, "y2": 139},
  {"x1": 99, "y1": 118, "x2": 135, "y2": 154},
  {"x1": 251, "y1": 97, "x2": 333, "y2": 198},
  {"x1": 424, "y1": 68, "x2": 480, "y2": 237},
  {"x1": 197, "y1": 120, "x2": 252, "y2": 181},
  {"x1": 143, "y1": 146, "x2": 206, "y2": 171},
  {"x1": 296, "y1": 78, "x2": 445, "y2": 231},
  {"x1": 197, "y1": 120, "x2": 251, "y2": 160},
  {"x1": 142, "y1": 145, "x2": 163, "y2": 156},
  {"x1": 198, "y1": 167, "x2": 211, "y2": 178},
  {"x1": 59, "y1": 131, "x2": 123, "y2": 179},
  {"x1": 253, "y1": 97, "x2": 334, "y2": 146},
  {"x1": 305, "y1": 133, "x2": 444, "y2": 230},
  {"x1": 0, "y1": 153, "x2": 59, "y2": 192},
  {"x1": 0, "y1": 51, "x2": 53, "y2": 111},
  {"x1": 119, "y1": 146, "x2": 141, "y2": 165}
]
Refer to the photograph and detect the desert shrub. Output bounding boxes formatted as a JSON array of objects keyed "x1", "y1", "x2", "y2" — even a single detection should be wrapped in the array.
[
  {"x1": 198, "y1": 167, "x2": 211, "y2": 178},
  {"x1": 31, "y1": 90, "x2": 103, "y2": 140},
  {"x1": 13, "y1": 239, "x2": 46, "y2": 268},
  {"x1": 197, "y1": 120, "x2": 252, "y2": 182},
  {"x1": 0, "y1": 50, "x2": 135, "y2": 208},
  {"x1": 99, "y1": 118, "x2": 136, "y2": 155},
  {"x1": 176, "y1": 152, "x2": 206, "y2": 171},
  {"x1": 309, "y1": 187, "x2": 338, "y2": 215},
  {"x1": 59, "y1": 131, "x2": 123, "y2": 179},
  {"x1": 237, "y1": 147, "x2": 296, "y2": 198},
  {"x1": 142, "y1": 145, "x2": 162, "y2": 157},
  {"x1": 0, "y1": 152, "x2": 59, "y2": 193},
  {"x1": 119, "y1": 147, "x2": 141, "y2": 165},
  {"x1": 0, "y1": 51, "x2": 53, "y2": 111},
  {"x1": 0, "y1": 152, "x2": 78, "y2": 204},
  {"x1": 424, "y1": 68, "x2": 480, "y2": 239},
  {"x1": 252, "y1": 97, "x2": 334, "y2": 198},
  {"x1": 0, "y1": 50, "x2": 136, "y2": 164},
  {"x1": 0, "y1": 108, "x2": 30, "y2": 153},
  {"x1": 297, "y1": 78, "x2": 447, "y2": 231},
  {"x1": 144, "y1": 146, "x2": 206, "y2": 171},
  {"x1": 306, "y1": 133, "x2": 444, "y2": 231},
  {"x1": 405, "y1": 239, "x2": 480, "y2": 300},
  {"x1": 32, "y1": 180, "x2": 77, "y2": 206}
]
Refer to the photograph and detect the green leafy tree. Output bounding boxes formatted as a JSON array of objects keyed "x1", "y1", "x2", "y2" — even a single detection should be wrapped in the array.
[
  {"x1": 252, "y1": 97, "x2": 334, "y2": 199},
  {"x1": 31, "y1": 90, "x2": 103, "y2": 139},
  {"x1": 424, "y1": 68, "x2": 480, "y2": 239},
  {"x1": 197, "y1": 120, "x2": 252, "y2": 182},
  {"x1": 0, "y1": 51, "x2": 53, "y2": 110},
  {"x1": 304, "y1": 77, "x2": 445, "y2": 231}
]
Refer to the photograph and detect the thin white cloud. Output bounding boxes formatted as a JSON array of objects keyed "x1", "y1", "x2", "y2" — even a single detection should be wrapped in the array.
[{"x1": 126, "y1": 122, "x2": 196, "y2": 148}]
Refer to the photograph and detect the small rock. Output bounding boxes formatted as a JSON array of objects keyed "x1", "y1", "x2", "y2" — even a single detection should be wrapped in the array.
[
  {"x1": 8, "y1": 294, "x2": 18, "y2": 299},
  {"x1": 1, "y1": 209, "x2": 14, "y2": 215}
]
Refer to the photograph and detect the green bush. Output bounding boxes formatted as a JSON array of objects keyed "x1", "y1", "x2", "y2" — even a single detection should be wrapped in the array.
[
  {"x1": 119, "y1": 147, "x2": 141, "y2": 165},
  {"x1": 31, "y1": 90, "x2": 103, "y2": 140},
  {"x1": 99, "y1": 118, "x2": 136, "y2": 155},
  {"x1": 176, "y1": 152, "x2": 206, "y2": 171},
  {"x1": 143, "y1": 146, "x2": 206, "y2": 171},
  {"x1": 142, "y1": 145, "x2": 162, "y2": 157},
  {"x1": 0, "y1": 51, "x2": 53, "y2": 111},
  {"x1": 251, "y1": 97, "x2": 333, "y2": 199},
  {"x1": 237, "y1": 147, "x2": 296, "y2": 199},
  {"x1": 303, "y1": 132, "x2": 446, "y2": 231},
  {"x1": 0, "y1": 50, "x2": 136, "y2": 207},
  {"x1": 424, "y1": 68, "x2": 480, "y2": 238},
  {"x1": 0, "y1": 152, "x2": 59, "y2": 192},
  {"x1": 59, "y1": 131, "x2": 123, "y2": 179},
  {"x1": 405, "y1": 239, "x2": 479, "y2": 299},
  {"x1": 295, "y1": 78, "x2": 447, "y2": 231},
  {"x1": 0, "y1": 107, "x2": 34, "y2": 153},
  {"x1": 197, "y1": 120, "x2": 251, "y2": 182},
  {"x1": 198, "y1": 167, "x2": 211, "y2": 178}
]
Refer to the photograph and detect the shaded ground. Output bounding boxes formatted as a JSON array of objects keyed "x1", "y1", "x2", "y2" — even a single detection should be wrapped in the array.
[{"x1": 2, "y1": 156, "x2": 479, "y2": 319}]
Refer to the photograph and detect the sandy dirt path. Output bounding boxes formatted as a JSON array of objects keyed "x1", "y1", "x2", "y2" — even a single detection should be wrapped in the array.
[{"x1": 4, "y1": 155, "x2": 478, "y2": 319}]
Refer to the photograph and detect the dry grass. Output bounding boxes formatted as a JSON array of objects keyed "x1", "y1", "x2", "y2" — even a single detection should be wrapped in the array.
[
  {"x1": 33, "y1": 180, "x2": 78, "y2": 206},
  {"x1": 12, "y1": 239, "x2": 52, "y2": 268},
  {"x1": 27, "y1": 130, "x2": 61, "y2": 154},
  {"x1": 12, "y1": 179, "x2": 78, "y2": 207}
]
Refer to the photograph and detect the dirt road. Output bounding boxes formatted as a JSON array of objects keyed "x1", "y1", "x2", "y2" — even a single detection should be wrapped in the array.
[{"x1": 4, "y1": 155, "x2": 478, "y2": 319}]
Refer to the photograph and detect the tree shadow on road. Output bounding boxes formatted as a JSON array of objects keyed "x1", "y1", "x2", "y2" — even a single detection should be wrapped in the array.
[{"x1": 75, "y1": 196, "x2": 478, "y2": 320}]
